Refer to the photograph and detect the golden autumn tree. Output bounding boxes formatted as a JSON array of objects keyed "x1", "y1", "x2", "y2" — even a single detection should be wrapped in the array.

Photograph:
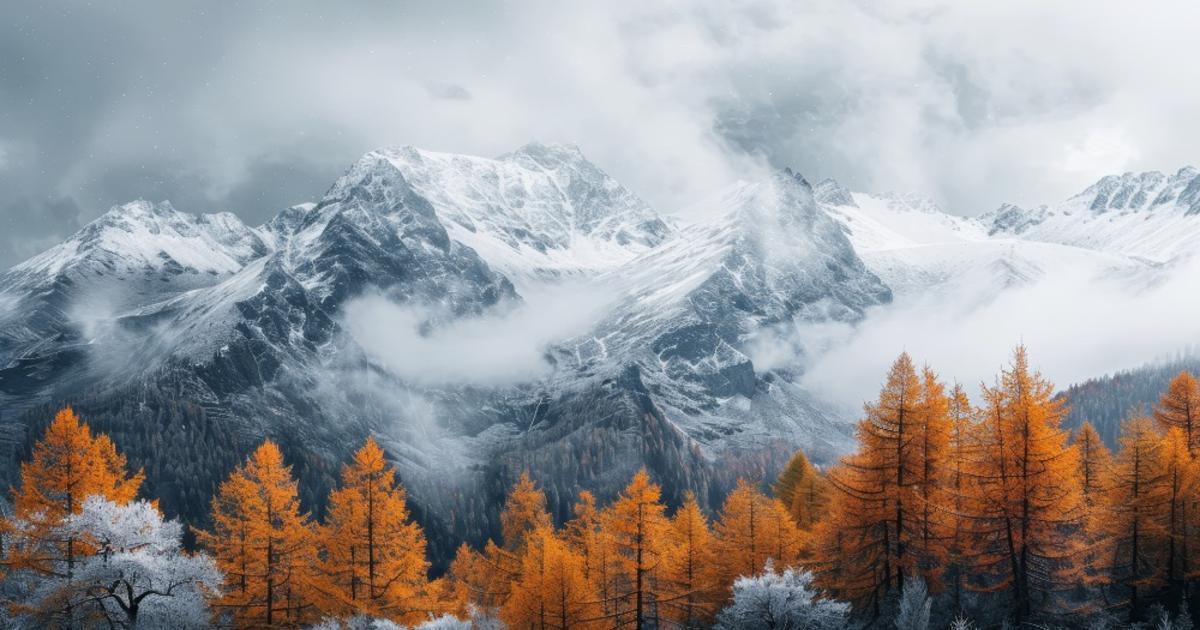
[
  {"x1": 772, "y1": 450, "x2": 829, "y2": 532},
  {"x1": 502, "y1": 472, "x2": 553, "y2": 552},
  {"x1": 1074, "y1": 421, "x2": 1114, "y2": 590},
  {"x1": 1104, "y1": 417, "x2": 1171, "y2": 622},
  {"x1": 3, "y1": 407, "x2": 143, "y2": 579},
  {"x1": 911, "y1": 366, "x2": 951, "y2": 588},
  {"x1": 811, "y1": 463, "x2": 903, "y2": 616},
  {"x1": 660, "y1": 492, "x2": 719, "y2": 629},
  {"x1": 1159, "y1": 427, "x2": 1197, "y2": 609},
  {"x1": 599, "y1": 469, "x2": 671, "y2": 630},
  {"x1": 972, "y1": 347, "x2": 1081, "y2": 623},
  {"x1": 448, "y1": 537, "x2": 518, "y2": 614},
  {"x1": 501, "y1": 524, "x2": 601, "y2": 630},
  {"x1": 200, "y1": 440, "x2": 318, "y2": 628},
  {"x1": 564, "y1": 490, "x2": 624, "y2": 622},
  {"x1": 317, "y1": 437, "x2": 431, "y2": 623},
  {"x1": 940, "y1": 383, "x2": 980, "y2": 612},
  {"x1": 714, "y1": 479, "x2": 770, "y2": 586},
  {"x1": 448, "y1": 471, "x2": 552, "y2": 611},
  {"x1": 564, "y1": 491, "x2": 601, "y2": 578},
  {"x1": 713, "y1": 479, "x2": 802, "y2": 590},
  {"x1": 815, "y1": 353, "x2": 950, "y2": 610},
  {"x1": 1154, "y1": 371, "x2": 1200, "y2": 452}
]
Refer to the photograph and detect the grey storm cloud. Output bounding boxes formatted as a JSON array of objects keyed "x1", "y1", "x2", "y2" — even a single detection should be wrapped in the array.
[{"x1": 2, "y1": 0, "x2": 1200, "y2": 268}]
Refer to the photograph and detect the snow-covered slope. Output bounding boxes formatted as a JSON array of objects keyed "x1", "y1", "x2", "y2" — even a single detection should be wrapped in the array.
[
  {"x1": 8, "y1": 200, "x2": 268, "y2": 282},
  {"x1": 824, "y1": 191, "x2": 987, "y2": 251},
  {"x1": 554, "y1": 171, "x2": 889, "y2": 456},
  {"x1": 369, "y1": 143, "x2": 672, "y2": 284},
  {"x1": 0, "y1": 201, "x2": 271, "y2": 395},
  {"x1": 11, "y1": 142, "x2": 1195, "y2": 567},
  {"x1": 982, "y1": 167, "x2": 1200, "y2": 263},
  {"x1": 818, "y1": 183, "x2": 1155, "y2": 299},
  {"x1": 0, "y1": 145, "x2": 898, "y2": 563}
]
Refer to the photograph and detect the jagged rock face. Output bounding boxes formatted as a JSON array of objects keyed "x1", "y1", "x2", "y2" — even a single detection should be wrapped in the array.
[
  {"x1": 580, "y1": 171, "x2": 888, "y2": 387},
  {"x1": 982, "y1": 203, "x2": 1049, "y2": 236},
  {"x1": 981, "y1": 167, "x2": 1200, "y2": 263},
  {"x1": 554, "y1": 171, "x2": 889, "y2": 460},
  {"x1": 0, "y1": 144, "x2": 890, "y2": 567},
  {"x1": 370, "y1": 143, "x2": 672, "y2": 283},
  {"x1": 0, "y1": 201, "x2": 272, "y2": 408},
  {"x1": 813, "y1": 178, "x2": 857, "y2": 208},
  {"x1": 1076, "y1": 167, "x2": 1200, "y2": 214}
]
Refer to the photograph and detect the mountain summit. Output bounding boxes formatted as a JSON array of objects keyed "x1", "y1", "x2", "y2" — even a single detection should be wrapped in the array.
[
  {"x1": 0, "y1": 144, "x2": 888, "y2": 565},
  {"x1": 7, "y1": 144, "x2": 1197, "y2": 567},
  {"x1": 983, "y1": 167, "x2": 1200, "y2": 262}
]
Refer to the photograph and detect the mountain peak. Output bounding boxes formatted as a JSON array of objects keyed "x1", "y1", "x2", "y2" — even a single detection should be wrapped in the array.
[
  {"x1": 1066, "y1": 165, "x2": 1200, "y2": 214},
  {"x1": 773, "y1": 167, "x2": 812, "y2": 191},
  {"x1": 502, "y1": 141, "x2": 586, "y2": 165},
  {"x1": 339, "y1": 142, "x2": 671, "y2": 281},
  {"x1": 813, "y1": 178, "x2": 857, "y2": 208},
  {"x1": 97, "y1": 198, "x2": 179, "y2": 222}
]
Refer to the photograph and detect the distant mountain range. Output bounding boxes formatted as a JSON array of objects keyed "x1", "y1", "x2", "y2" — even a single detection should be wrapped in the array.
[{"x1": 2, "y1": 143, "x2": 1197, "y2": 564}]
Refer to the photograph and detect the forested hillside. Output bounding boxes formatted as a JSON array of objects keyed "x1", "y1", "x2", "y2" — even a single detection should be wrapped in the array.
[
  {"x1": 6, "y1": 345, "x2": 1200, "y2": 628},
  {"x1": 1060, "y1": 354, "x2": 1200, "y2": 447}
]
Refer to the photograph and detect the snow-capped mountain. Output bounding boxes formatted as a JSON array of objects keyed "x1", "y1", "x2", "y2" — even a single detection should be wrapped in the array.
[
  {"x1": 4, "y1": 140, "x2": 1198, "y2": 565},
  {"x1": 370, "y1": 142, "x2": 672, "y2": 284},
  {"x1": 818, "y1": 183, "x2": 1158, "y2": 300},
  {"x1": 982, "y1": 167, "x2": 1200, "y2": 263},
  {"x1": 0, "y1": 144, "x2": 891, "y2": 564},
  {"x1": 0, "y1": 201, "x2": 271, "y2": 409},
  {"x1": 558, "y1": 170, "x2": 889, "y2": 455}
]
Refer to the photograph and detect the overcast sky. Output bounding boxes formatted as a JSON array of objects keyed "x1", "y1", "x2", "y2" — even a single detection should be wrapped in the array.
[{"x1": 2, "y1": 0, "x2": 1198, "y2": 268}]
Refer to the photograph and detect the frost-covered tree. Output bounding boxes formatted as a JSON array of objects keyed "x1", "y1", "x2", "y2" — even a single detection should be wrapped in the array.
[
  {"x1": 894, "y1": 577, "x2": 931, "y2": 630},
  {"x1": 714, "y1": 563, "x2": 849, "y2": 630},
  {"x1": 17, "y1": 496, "x2": 220, "y2": 629},
  {"x1": 949, "y1": 615, "x2": 974, "y2": 630}
]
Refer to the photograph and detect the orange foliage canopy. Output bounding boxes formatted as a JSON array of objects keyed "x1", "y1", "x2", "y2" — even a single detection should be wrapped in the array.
[
  {"x1": 317, "y1": 437, "x2": 432, "y2": 623},
  {"x1": 4, "y1": 407, "x2": 143, "y2": 578},
  {"x1": 199, "y1": 440, "x2": 318, "y2": 628}
]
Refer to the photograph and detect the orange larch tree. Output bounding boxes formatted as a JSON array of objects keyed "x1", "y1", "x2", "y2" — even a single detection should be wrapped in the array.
[
  {"x1": 816, "y1": 352, "x2": 950, "y2": 611},
  {"x1": 713, "y1": 479, "x2": 772, "y2": 586},
  {"x1": 199, "y1": 440, "x2": 318, "y2": 628},
  {"x1": 317, "y1": 437, "x2": 431, "y2": 623},
  {"x1": 912, "y1": 366, "x2": 951, "y2": 589},
  {"x1": 972, "y1": 347, "x2": 1082, "y2": 623},
  {"x1": 564, "y1": 490, "x2": 600, "y2": 578},
  {"x1": 940, "y1": 383, "x2": 980, "y2": 613},
  {"x1": 772, "y1": 450, "x2": 829, "y2": 533},
  {"x1": 1104, "y1": 417, "x2": 1171, "y2": 622},
  {"x1": 814, "y1": 354, "x2": 917, "y2": 613},
  {"x1": 1154, "y1": 371, "x2": 1200, "y2": 453},
  {"x1": 1159, "y1": 427, "x2": 1197, "y2": 610},
  {"x1": 599, "y1": 469, "x2": 671, "y2": 630},
  {"x1": 713, "y1": 479, "x2": 803, "y2": 591},
  {"x1": 1074, "y1": 421, "x2": 1114, "y2": 591},
  {"x1": 564, "y1": 490, "x2": 624, "y2": 622},
  {"x1": 447, "y1": 471, "x2": 552, "y2": 612},
  {"x1": 501, "y1": 524, "x2": 600, "y2": 630},
  {"x1": 501, "y1": 472, "x2": 553, "y2": 552},
  {"x1": 3, "y1": 407, "x2": 143, "y2": 579},
  {"x1": 660, "y1": 492, "x2": 719, "y2": 629}
]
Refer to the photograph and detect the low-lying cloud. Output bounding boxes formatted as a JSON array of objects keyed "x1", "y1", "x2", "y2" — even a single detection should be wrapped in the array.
[
  {"x1": 801, "y1": 258, "x2": 1200, "y2": 412},
  {"x1": 342, "y1": 281, "x2": 616, "y2": 387}
]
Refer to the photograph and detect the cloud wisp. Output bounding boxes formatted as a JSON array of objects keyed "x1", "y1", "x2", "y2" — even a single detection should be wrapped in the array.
[
  {"x1": 5, "y1": 1, "x2": 1200, "y2": 269},
  {"x1": 341, "y1": 280, "x2": 616, "y2": 388},
  {"x1": 801, "y1": 257, "x2": 1200, "y2": 411}
]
